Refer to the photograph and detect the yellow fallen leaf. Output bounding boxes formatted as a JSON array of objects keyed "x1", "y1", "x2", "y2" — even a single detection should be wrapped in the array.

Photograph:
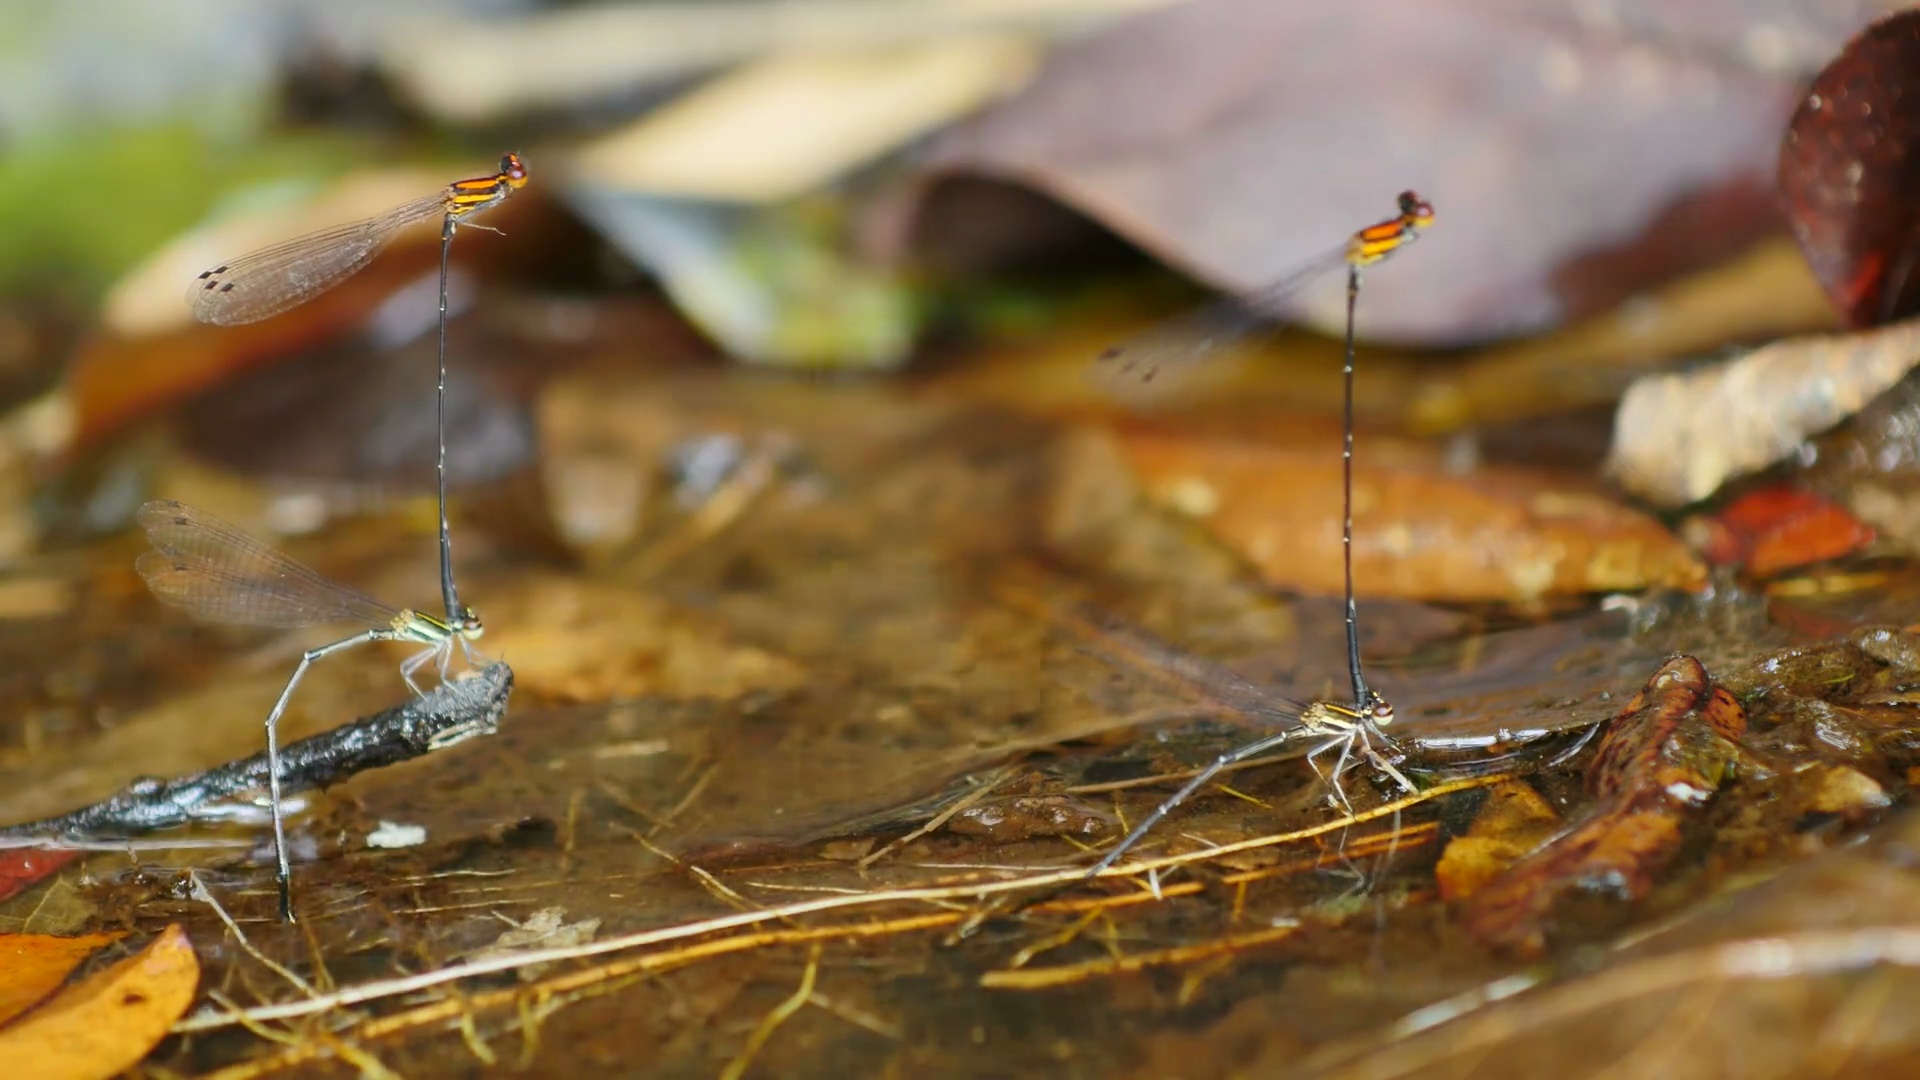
[
  {"x1": 0, "y1": 924, "x2": 198, "y2": 1080},
  {"x1": 1434, "y1": 781, "x2": 1561, "y2": 902},
  {"x1": 575, "y1": 37, "x2": 1040, "y2": 203},
  {"x1": 0, "y1": 932, "x2": 125, "y2": 1029}
]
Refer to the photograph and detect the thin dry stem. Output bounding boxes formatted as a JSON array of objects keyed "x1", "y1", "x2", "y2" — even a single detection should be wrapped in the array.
[{"x1": 719, "y1": 943, "x2": 821, "y2": 1080}]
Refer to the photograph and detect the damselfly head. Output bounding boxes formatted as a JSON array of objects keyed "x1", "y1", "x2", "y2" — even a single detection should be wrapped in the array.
[
  {"x1": 501, "y1": 152, "x2": 529, "y2": 188},
  {"x1": 1365, "y1": 690, "x2": 1396, "y2": 727},
  {"x1": 1397, "y1": 191, "x2": 1435, "y2": 229},
  {"x1": 456, "y1": 607, "x2": 485, "y2": 639}
]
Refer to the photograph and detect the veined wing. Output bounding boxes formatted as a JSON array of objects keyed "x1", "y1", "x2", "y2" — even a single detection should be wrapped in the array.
[
  {"x1": 187, "y1": 191, "x2": 448, "y2": 326},
  {"x1": 1068, "y1": 605, "x2": 1317, "y2": 733},
  {"x1": 135, "y1": 500, "x2": 398, "y2": 629},
  {"x1": 1088, "y1": 246, "x2": 1349, "y2": 400}
]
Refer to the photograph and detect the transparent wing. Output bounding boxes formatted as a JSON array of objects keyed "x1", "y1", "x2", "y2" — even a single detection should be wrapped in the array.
[
  {"x1": 1063, "y1": 604, "x2": 1315, "y2": 732},
  {"x1": 187, "y1": 192, "x2": 449, "y2": 326},
  {"x1": 1088, "y1": 247, "x2": 1350, "y2": 401},
  {"x1": 135, "y1": 500, "x2": 398, "y2": 629}
]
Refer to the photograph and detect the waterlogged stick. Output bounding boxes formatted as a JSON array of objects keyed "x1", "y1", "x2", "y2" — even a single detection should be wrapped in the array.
[{"x1": 0, "y1": 663, "x2": 513, "y2": 844}]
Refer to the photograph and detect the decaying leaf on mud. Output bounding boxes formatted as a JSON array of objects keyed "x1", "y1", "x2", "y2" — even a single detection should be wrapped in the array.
[{"x1": 1453, "y1": 655, "x2": 1746, "y2": 956}]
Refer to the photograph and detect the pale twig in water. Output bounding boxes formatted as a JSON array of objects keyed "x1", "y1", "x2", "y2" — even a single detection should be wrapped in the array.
[
  {"x1": 1004, "y1": 908, "x2": 1105, "y2": 970},
  {"x1": 980, "y1": 925, "x2": 1303, "y2": 990},
  {"x1": 719, "y1": 943, "x2": 820, "y2": 1080},
  {"x1": 189, "y1": 869, "x2": 317, "y2": 999},
  {"x1": 806, "y1": 990, "x2": 905, "y2": 1042},
  {"x1": 1305, "y1": 927, "x2": 1920, "y2": 1077}
]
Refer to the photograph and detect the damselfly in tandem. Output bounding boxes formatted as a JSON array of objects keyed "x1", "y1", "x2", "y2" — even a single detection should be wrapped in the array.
[
  {"x1": 1091, "y1": 190, "x2": 1433, "y2": 721},
  {"x1": 1082, "y1": 192, "x2": 1434, "y2": 877},
  {"x1": 186, "y1": 153, "x2": 528, "y2": 635},
  {"x1": 135, "y1": 499, "x2": 486, "y2": 920}
]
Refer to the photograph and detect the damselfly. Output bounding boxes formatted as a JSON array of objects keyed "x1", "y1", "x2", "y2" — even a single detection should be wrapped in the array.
[
  {"x1": 1078, "y1": 192, "x2": 1433, "y2": 878},
  {"x1": 186, "y1": 153, "x2": 528, "y2": 630},
  {"x1": 1092, "y1": 190, "x2": 1433, "y2": 720},
  {"x1": 187, "y1": 153, "x2": 529, "y2": 326},
  {"x1": 135, "y1": 499, "x2": 485, "y2": 920},
  {"x1": 1021, "y1": 593, "x2": 1411, "y2": 880}
]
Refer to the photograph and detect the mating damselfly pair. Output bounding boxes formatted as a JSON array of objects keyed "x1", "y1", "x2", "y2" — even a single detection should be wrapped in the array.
[
  {"x1": 28, "y1": 155, "x2": 1430, "y2": 913},
  {"x1": 136, "y1": 155, "x2": 529, "y2": 918},
  {"x1": 1071, "y1": 190, "x2": 1436, "y2": 877}
]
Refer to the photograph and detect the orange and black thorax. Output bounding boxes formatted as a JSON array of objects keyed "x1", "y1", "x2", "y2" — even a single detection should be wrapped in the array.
[
  {"x1": 443, "y1": 152, "x2": 530, "y2": 220},
  {"x1": 1346, "y1": 190, "x2": 1435, "y2": 269}
]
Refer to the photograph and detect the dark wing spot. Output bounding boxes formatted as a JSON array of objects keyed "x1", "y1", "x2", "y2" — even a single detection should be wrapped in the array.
[
  {"x1": 121, "y1": 991, "x2": 148, "y2": 1005},
  {"x1": 218, "y1": 282, "x2": 236, "y2": 293}
]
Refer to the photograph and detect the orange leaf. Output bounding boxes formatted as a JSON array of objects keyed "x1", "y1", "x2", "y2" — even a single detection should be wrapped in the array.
[
  {"x1": 0, "y1": 932, "x2": 125, "y2": 1029},
  {"x1": 1689, "y1": 486, "x2": 1875, "y2": 575},
  {"x1": 1116, "y1": 431, "x2": 1704, "y2": 602},
  {"x1": 0, "y1": 924, "x2": 198, "y2": 1080}
]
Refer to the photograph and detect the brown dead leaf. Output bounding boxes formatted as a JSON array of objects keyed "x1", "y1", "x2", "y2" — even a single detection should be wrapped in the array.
[
  {"x1": 888, "y1": 0, "x2": 1810, "y2": 345},
  {"x1": 0, "y1": 924, "x2": 197, "y2": 1080},
  {"x1": 1780, "y1": 7, "x2": 1920, "y2": 327},
  {"x1": 1108, "y1": 428, "x2": 1703, "y2": 602},
  {"x1": 1803, "y1": 375, "x2": 1920, "y2": 555},
  {"x1": 1303, "y1": 802, "x2": 1920, "y2": 1079},
  {"x1": 0, "y1": 932, "x2": 125, "y2": 1029},
  {"x1": 1607, "y1": 318, "x2": 1920, "y2": 507},
  {"x1": 65, "y1": 266, "x2": 422, "y2": 453},
  {"x1": 480, "y1": 573, "x2": 807, "y2": 702},
  {"x1": 1458, "y1": 656, "x2": 1745, "y2": 956}
]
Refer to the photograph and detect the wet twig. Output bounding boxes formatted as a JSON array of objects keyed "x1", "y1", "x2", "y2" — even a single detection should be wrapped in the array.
[{"x1": 0, "y1": 663, "x2": 514, "y2": 843}]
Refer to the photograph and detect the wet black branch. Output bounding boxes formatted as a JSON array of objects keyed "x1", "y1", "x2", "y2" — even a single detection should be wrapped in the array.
[{"x1": 0, "y1": 662, "x2": 514, "y2": 839}]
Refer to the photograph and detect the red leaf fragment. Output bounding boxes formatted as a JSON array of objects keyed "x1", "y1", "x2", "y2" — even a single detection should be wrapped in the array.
[
  {"x1": 0, "y1": 849, "x2": 77, "y2": 905},
  {"x1": 1686, "y1": 486, "x2": 1875, "y2": 575}
]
